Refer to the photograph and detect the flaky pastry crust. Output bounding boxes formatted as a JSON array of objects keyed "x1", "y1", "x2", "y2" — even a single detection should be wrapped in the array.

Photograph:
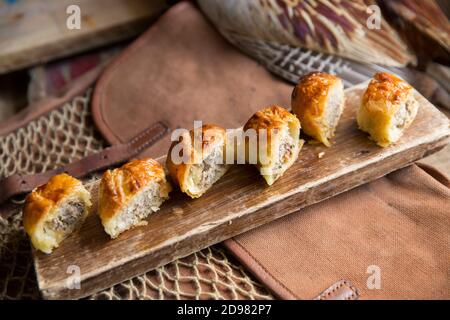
[
  {"x1": 244, "y1": 105, "x2": 301, "y2": 185},
  {"x1": 244, "y1": 105, "x2": 299, "y2": 133},
  {"x1": 166, "y1": 124, "x2": 227, "y2": 198},
  {"x1": 23, "y1": 173, "x2": 91, "y2": 253},
  {"x1": 357, "y1": 72, "x2": 418, "y2": 147},
  {"x1": 98, "y1": 158, "x2": 171, "y2": 223},
  {"x1": 291, "y1": 72, "x2": 343, "y2": 146}
]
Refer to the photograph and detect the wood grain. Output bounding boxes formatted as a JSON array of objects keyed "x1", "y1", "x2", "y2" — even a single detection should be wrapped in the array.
[
  {"x1": 0, "y1": 0, "x2": 167, "y2": 74},
  {"x1": 419, "y1": 108, "x2": 450, "y2": 176},
  {"x1": 33, "y1": 84, "x2": 450, "y2": 299}
]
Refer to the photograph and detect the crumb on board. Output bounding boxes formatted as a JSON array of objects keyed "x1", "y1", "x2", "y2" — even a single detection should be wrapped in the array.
[{"x1": 318, "y1": 152, "x2": 325, "y2": 159}]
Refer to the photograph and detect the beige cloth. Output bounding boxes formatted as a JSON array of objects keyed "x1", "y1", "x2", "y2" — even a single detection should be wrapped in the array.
[{"x1": 225, "y1": 164, "x2": 450, "y2": 299}]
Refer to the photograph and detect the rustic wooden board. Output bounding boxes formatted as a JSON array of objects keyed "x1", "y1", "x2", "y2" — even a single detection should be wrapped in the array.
[
  {"x1": 33, "y1": 84, "x2": 450, "y2": 299},
  {"x1": 0, "y1": 0, "x2": 167, "y2": 74},
  {"x1": 419, "y1": 108, "x2": 450, "y2": 176}
]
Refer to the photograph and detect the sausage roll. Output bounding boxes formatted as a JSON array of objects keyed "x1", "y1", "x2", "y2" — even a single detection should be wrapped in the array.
[
  {"x1": 357, "y1": 72, "x2": 419, "y2": 147},
  {"x1": 23, "y1": 173, "x2": 92, "y2": 254},
  {"x1": 98, "y1": 158, "x2": 171, "y2": 238},
  {"x1": 166, "y1": 124, "x2": 229, "y2": 198},
  {"x1": 244, "y1": 105, "x2": 302, "y2": 186},
  {"x1": 291, "y1": 72, "x2": 345, "y2": 147}
]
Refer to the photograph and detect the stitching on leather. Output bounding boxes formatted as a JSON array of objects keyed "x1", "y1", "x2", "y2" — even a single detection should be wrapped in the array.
[
  {"x1": 133, "y1": 129, "x2": 166, "y2": 155},
  {"x1": 127, "y1": 122, "x2": 165, "y2": 146},
  {"x1": 231, "y1": 239, "x2": 298, "y2": 299},
  {"x1": 316, "y1": 280, "x2": 359, "y2": 300},
  {"x1": 82, "y1": 151, "x2": 120, "y2": 173},
  {"x1": 319, "y1": 282, "x2": 342, "y2": 300},
  {"x1": 345, "y1": 281, "x2": 359, "y2": 300},
  {"x1": 128, "y1": 122, "x2": 168, "y2": 154}
]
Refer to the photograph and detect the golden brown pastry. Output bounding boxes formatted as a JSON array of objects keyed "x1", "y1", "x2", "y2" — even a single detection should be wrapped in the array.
[
  {"x1": 291, "y1": 72, "x2": 345, "y2": 147},
  {"x1": 357, "y1": 72, "x2": 419, "y2": 147},
  {"x1": 23, "y1": 173, "x2": 92, "y2": 254},
  {"x1": 166, "y1": 124, "x2": 230, "y2": 198},
  {"x1": 244, "y1": 105, "x2": 302, "y2": 186},
  {"x1": 98, "y1": 158, "x2": 171, "y2": 238}
]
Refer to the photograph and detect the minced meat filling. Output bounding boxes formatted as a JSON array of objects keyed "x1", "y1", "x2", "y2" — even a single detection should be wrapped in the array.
[
  {"x1": 279, "y1": 141, "x2": 294, "y2": 164},
  {"x1": 274, "y1": 134, "x2": 295, "y2": 171},
  {"x1": 394, "y1": 99, "x2": 415, "y2": 130},
  {"x1": 48, "y1": 201, "x2": 85, "y2": 232},
  {"x1": 191, "y1": 148, "x2": 226, "y2": 189}
]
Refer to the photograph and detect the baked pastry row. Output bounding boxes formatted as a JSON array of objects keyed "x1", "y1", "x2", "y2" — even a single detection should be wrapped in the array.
[
  {"x1": 23, "y1": 159, "x2": 172, "y2": 252},
  {"x1": 292, "y1": 71, "x2": 419, "y2": 147},
  {"x1": 23, "y1": 71, "x2": 419, "y2": 252}
]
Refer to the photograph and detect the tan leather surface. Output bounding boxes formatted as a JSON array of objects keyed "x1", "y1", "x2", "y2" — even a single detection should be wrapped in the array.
[
  {"x1": 91, "y1": 1, "x2": 292, "y2": 158},
  {"x1": 224, "y1": 164, "x2": 450, "y2": 299}
]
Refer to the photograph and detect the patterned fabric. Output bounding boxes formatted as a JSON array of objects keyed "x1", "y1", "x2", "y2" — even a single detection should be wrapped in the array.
[
  {"x1": 197, "y1": 0, "x2": 415, "y2": 67},
  {"x1": 0, "y1": 89, "x2": 273, "y2": 300}
]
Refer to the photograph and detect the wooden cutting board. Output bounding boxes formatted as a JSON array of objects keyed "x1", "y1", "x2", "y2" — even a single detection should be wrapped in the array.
[
  {"x1": 0, "y1": 0, "x2": 167, "y2": 74},
  {"x1": 33, "y1": 83, "x2": 450, "y2": 299}
]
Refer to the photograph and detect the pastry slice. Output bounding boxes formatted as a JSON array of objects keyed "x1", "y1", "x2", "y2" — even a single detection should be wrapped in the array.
[
  {"x1": 23, "y1": 173, "x2": 92, "y2": 254},
  {"x1": 166, "y1": 124, "x2": 229, "y2": 198},
  {"x1": 244, "y1": 105, "x2": 302, "y2": 186},
  {"x1": 357, "y1": 72, "x2": 419, "y2": 147},
  {"x1": 98, "y1": 158, "x2": 171, "y2": 238},
  {"x1": 291, "y1": 71, "x2": 345, "y2": 147}
]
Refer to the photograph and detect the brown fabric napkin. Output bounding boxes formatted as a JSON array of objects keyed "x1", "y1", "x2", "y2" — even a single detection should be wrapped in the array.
[{"x1": 225, "y1": 164, "x2": 450, "y2": 299}]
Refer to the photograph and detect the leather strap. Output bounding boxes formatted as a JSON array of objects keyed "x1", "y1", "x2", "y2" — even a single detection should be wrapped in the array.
[
  {"x1": 0, "y1": 122, "x2": 168, "y2": 204},
  {"x1": 314, "y1": 279, "x2": 359, "y2": 300}
]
